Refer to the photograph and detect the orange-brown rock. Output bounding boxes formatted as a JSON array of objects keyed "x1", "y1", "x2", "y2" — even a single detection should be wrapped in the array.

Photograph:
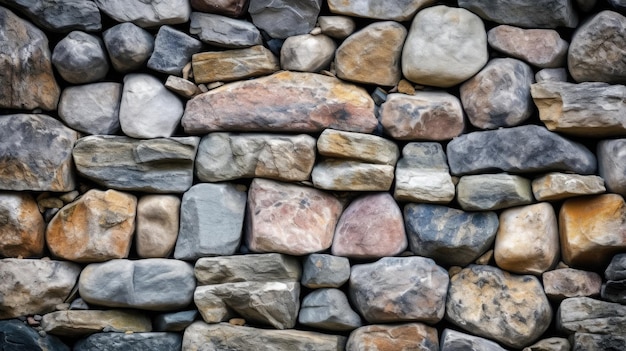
[
  {"x1": 46, "y1": 189, "x2": 137, "y2": 263},
  {"x1": 0, "y1": 193, "x2": 45, "y2": 258},
  {"x1": 559, "y1": 194, "x2": 626, "y2": 268},
  {"x1": 346, "y1": 323, "x2": 439, "y2": 351},
  {"x1": 192, "y1": 45, "x2": 279, "y2": 84}
]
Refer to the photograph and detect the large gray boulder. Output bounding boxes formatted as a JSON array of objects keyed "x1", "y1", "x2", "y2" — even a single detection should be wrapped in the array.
[
  {"x1": 0, "y1": 0, "x2": 100, "y2": 32},
  {"x1": 248, "y1": 0, "x2": 322, "y2": 39},
  {"x1": 52, "y1": 31, "x2": 109, "y2": 84},
  {"x1": 557, "y1": 297, "x2": 626, "y2": 334},
  {"x1": 327, "y1": 0, "x2": 435, "y2": 21}
]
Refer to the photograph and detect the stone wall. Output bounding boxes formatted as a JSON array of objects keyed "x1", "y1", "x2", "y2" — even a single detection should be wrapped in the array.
[{"x1": 1, "y1": 0, "x2": 625, "y2": 350}]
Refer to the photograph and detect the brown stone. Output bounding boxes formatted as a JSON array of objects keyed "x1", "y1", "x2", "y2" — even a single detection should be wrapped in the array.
[
  {"x1": 135, "y1": 195, "x2": 180, "y2": 258},
  {"x1": 190, "y1": 0, "x2": 249, "y2": 17},
  {"x1": 488, "y1": 25, "x2": 568, "y2": 68},
  {"x1": 0, "y1": 193, "x2": 45, "y2": 258},
  {"x1": 317, "y1": 129, "x2": 399, "y2": 165},
  {"x1": 559, "y1": 194, "x2": 626, "y2": 268},
  {"x1": 182, "y1": 71, "x2": 377, "y2": 134},
  {"x1": 245, "y1": 178, "x2": 343, "y2": 256},
  {"x1": 346, "y1": 323, "x2": 439, "y2": 351},
  {"x1": 46, "y1": 189, "x2": 137, "y2": 263},
  {"x1": 311, "y1": 160, "x2": 395, "y2": 191},
  {"x1": 532, "y1": 172, "x2": 606, "y2": 201},
  {"x1": 165, "y1": 75, "x2": 200, "y2": 98},
  {"x1": 192, "y1": 45, "x2": 279, "y2": 84},
  {"x1": 542, "y1": 268, "x2": 602, "y2": 301},
  {"x1": 41, "y1": 310, "x2": 152, "y2": 337}
]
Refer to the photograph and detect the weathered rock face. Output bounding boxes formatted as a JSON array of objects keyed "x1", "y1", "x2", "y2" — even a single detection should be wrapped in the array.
[
  {"x1": 0, "y1": 6, "x2": 60, "y2": 111},
  {"x1": 523, "y1": 337, "x2": 571, "y2": 351},
  {"x1": 52, "y1": 31, "x2": 109, "y2": 84},
  {"x1": 194, "y1": 253, "x2": 301, "y2": 285},
  {"x1": 347, "y1": 323, "x2": 439, "y2": 351},
  {"x1": 148, "y1": 25, "x2": 203, "y2": 76},
  {"x1": 0, "y1": 319, "x2": 69, "y2": 351},
  {"x1": 570, "y1": 333, "x2": 626, "y2": 351},
  {"x1": 73, "y1": 332, "x2": 182, "y2": 351},
  {"x1": 58, "y1": 82, "x2": 122, "y2": 135},
  {"x1": 190, "y1": 0, "x2": 249, "y2": 17},
  {"x1": 102, "y1": 23, "x2": 154, "y2": 73},
  {"x1": 317, "y1": 129, "x2": 399, "y2": 165},
  {"x1": 0, "y1": 0, "x2": 101, "y2": 33},
  {"x1": 0, "y1": 192, "x2": 45, "y2": 258},
  {"x1": 487, "y1": 25, "x2": 568, "y2": 68},
  {"x1": 328, "y1": 0, "x2": 434, "y2": 21},
  {"x1": 458, "y1": 0, "x2": 578, "y2": 28},
  {"x1": 318, "y1": 15, "x2": 355, "y2": 39},
  {"x1": 41, "y1": 310, "x2": 152, "y2": 337},
  {"x1": 192, "y1": 45, "x2": 279, "y2": 83},
  {"x1": 135, "y1": 195, "x2": 180, "y2": 258},
  {"x1": 543, "y1": 268, "x2": 602, "y2": 301},
  {"x1": 248, "y1": 0, "x2": 322, "y2": 39},
  {"x1": 598, "y1": 138, "x2": 626, "y2": 196},
  {"x1": 299, "y1": 288, "x2": 362, "y2": 331},
  {"x1": 557, "y1": 297, "x2": 626, "y2": 335},
  {"x1": 280, "y1": 34, "x2": 336, "y2": 73},
  {"x1": 190, "y1": 12, "x2": 261, "y2": 48},
  {"x1": 301, "y1": 254, "x2": 350, "y2": 289},
  {"x1": 312, "y1": 160, "x2": 395, "y2": 191},
  {"x1": 440, "y1": 328, "x2": 508, "y2": 351},
  {"x1": 456, "y1": 173, "x2": 533, "y2": 211},
  {"x1": 532, "y1": 172, "x2": 606, "y2": 201},
  {"x1": 94, "y1": 0, "x2": 191, "y2": 27}
]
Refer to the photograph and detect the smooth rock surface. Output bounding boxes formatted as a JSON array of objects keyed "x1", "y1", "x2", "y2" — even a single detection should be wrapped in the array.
[
  {"x1": 194, "y1": 253, "x2": 301, "y2": 285},
  {"x1": 543, "y1": 268, "x2": 602, "y2": 300},
  {"x1": 317, "y1": 129, "x2": 399, "y2": 165},
  {"x1": 456, "y1": 173, "x2": 533, "y2": 211},
  {"x1": 58, "y1": 82, "x2": 122, "y2": 135},
  {"x1": 52, "y1": 31, "x2": 108, "y2": 84},
  {"x1": 190, "y1": 0, "x2": 248, "y2": 17},
  {"x1": 605, "y1": 253, "x2": 626, "y2": 280},
  {"x1": 281, "y1": 34, "x2": 336, "y2": 72},
  {"x1": 174, "y1": 183, "x2": 247, "y2": 260},
  {"x1": 458, "y1": 0, "x2": 578, "y2": 28},
  {"x1": 488, "y1": 25, "x2": 568, "y2": 68},
  {"x1": 73, "y1": 332, "x2": 182, "y2": 351},
  {"x1": 41, "y1": 310, "x2": 152, "y2": 337},
  {"x1": 192, "y1": 45, "x2": 279, "y2": 83},
  {"x1": 248, "y1": 0, "x2": 322, "y2": 39},
  {"x1": 404, "y1": 204, "x2": 499, "y2": 267},
  {"x1": 103, "y1": 23, "x2": 154, "y2": 73},
  {"x1": 347, "y1": 323, "x2": 439, "y2": 351},
  {"x1": 440, "y1": 328, "x2": 508, "y2": 351},
  {"x1": 532, "y1": 172, "x2": 606, "y2": 201},
  {"x1": 0, "y1": 319, "x2": 69, "y2": 351},
  {"x1": 312, "y1": 159, "x2": 395, "y2": 191},
  {"x1": 350, "y1": 257, "x2": 449, "y2": 324},
  {"x1": 0, "y1": 192, "x2": 45, "y2": 258},
  {"x1": 190, "y1": 12, "x2": 262, "y2": 48},
  {"x1": 318, "y1": 15, "x2": 355, "y2": 39},
  {"x1": 557, "y1": 297, "x2": 626, "y2": 334},
  {"x1": 135, "y1": 195, "x2": 180, "y2": 258},
  {"x1": 245, "y1": 178, "x2": 342, "y2": 255},
  {"x1": 94, "y1": 0, "x2": 191, "y2": 27},
  {"x1": 328, "y1": 0, "x2": 434, "y2": 21},
  {"x1": 598, "y1": 138, "x2": 626, "y2": 196},
  {"x1": 154, "y1": 310, "x2": 198, "y2": 332},
  {"x1": 402, "y1": 5, "x2": 488, "y2": 88},
  {"x1": 148, "y1": 26, "x2": 203, "y2": 76},
  {"x1": 536, "y1": 68, "x2": 568, "y2": 82},
  {"x1": 0, "y1": 0, "x2": 101, "y2": 33},
  {"x1": 73, "y1": 136, "x2": 199, "y2": 193},
  {"x1": 299, "y1": 288, "x2": 362, "y2": 331},
  {"x1": 301, "y1": 254, "x2": 350, "y2": 288}
]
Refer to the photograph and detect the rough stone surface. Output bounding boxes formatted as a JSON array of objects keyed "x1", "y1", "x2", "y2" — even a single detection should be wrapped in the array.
[
  {"x1": 182, "y1": 71, "x2": 377, "y2": 134},
  {"x1": 446, "y1": 125, "x2": 597, "y2": 175},
  {"x1": 557, "y1": 297, "x2": 626, "y2": 334},
  {"x1": 301, "y1": 254, "x2": 350, "y2": 288},
  {"x1": 318, "y1": 129, "x2": 399, "y2": 166},
  {"x1": 58, "y1": 82, "x2": 122, "y2": 135},
  {"x1": 148, "y1": 26, "x2": 203, "y2": 76},
  {"x1": 402, "y1": 5, "x2": 488, "y2": 88},
  {"x1": 0, "y1": 259, "x2": 81, "y2": 319},
  {"x1": 488, "y1": 25, "x2": 568, "y2": 68},
  {"x1": 248, "y1": 0, "x2": 322, "y2": 39},
  {"x1": 460, "y1": 58, "x2": 535, "y2": 129},
  {"x1": 0, "y1": 0, "x2": 101, "y2": 33},
  {"x1": 571, "y1": 333, "x2": 626, "y2": 351},
  {"x1": 194, "y1": 253, "x2": 301, "y2": 285},
  {"x1": 0, "y1": 7, "x2": 60, "y2": 110},
  {"x1": 559, "y1": 194, "x2": 626, "y2": 268},
  {"x1": 73, "y1": 332, "x2": 182, "y2": 351},
  {"x1": 523, "y1": 337, "x2": 571, "y2": 351},
  {"x1": 536, "y1": 68, "x2": 568, "y2": 82},
  {"x1": 328, "y1": 0, "x2": 434, "y2": 21},
  {"x1": 605, "y1": 253, "x2": 626, "y2": 280},
  {"x1": 165, "y1": 76, "x2": 200, "y2": 98},
  {"x1": 531, "y1": 81, "x2": 626, "y2": 137},
  {"x1": 0, "y1": 114, "x2": 78, "y2": 192},
  {"x1": 335, "y1": 21, "x2": 407, "y2": 86},
  {"x1": 299, "y1": 288, "x2": 362, "y2": 331},
  {"x1": 41, "y1": 310, "x2": 152, "y2": 337},
  {"x1": 190, "y1": 0, "x2": 249, "y2": 17},
  {"x1": 190, "y1": 12, "x2": 261, "y2": 48},
  {"x1": 404, "y1": 204, "x2": 498, "y2": 267},
  {"x1": 192, "y1": 45, "x2": 279, "y2": 84},
  {"x1": 174, "y1": 183, "x2": 247, "y2": 260},
  {"x1": 380, "y1": 92, "x2": 465, "y2": 141},
  {"x1": 0, "y1": 192, "x2": 45, "y2": 258},
  {"x1": 347, "y1": 323, "x2": 439, "y2": 351},
  {"x1": 195, "y1": 133, "x2": 316, "y2": 182},
  {"x1": 318, "y1": 15, "x2": 355, "y2": 39},
  {"x1": 446, "y1": 265, "x2": 552, "y2": 348},
  {"x1": 332, "y1": 193, "x2": 406, "y2": 259},
  {"x1": 532, "y1": 172, "x2": 606, "y2": 201},
  {"x1": 52, "y1": 31, "x2": 108, "y2": 84},
  {"x1": 182, "y1": 321, "x2": 346, "y2": 351},
  {"x1": 94, "y1": 0, "x2": 191, "y2": 27},
  {"x1": 440, "y1": 328, "x2": 508, "y2": 351},
  {"x1": 103, "y1": 23, "x2": 154, "y2": 73},
  {"x1": 135, "y1": 195, "x2": 180, "y2": 258},
  {"x1": 568, "y1": 10, "x2": 626, "y2": 84},
  {"x1": 456, "y1": 173, "x2": 533, "y2": 211},
  {"x1": 542, "y1": 268, "x2": 602, "y2": 300},
  {"x1": 312, "y1": 159, "x2": 395, "y2": 191},
  {"x1": 458, "y1": 0, "x2": 578, "y2": 28},
  {"x1": 350, "y1": 257, "x2": 449, "y2": 324},
  {"x1": 73, "y1": 136, "x2": 199, "y2": 193},
  {"x1": 245, "y1": 178, "x2": 343, "y2": 255},
  {"x1": 598, "y1": 138, "x2": 626, "y2": 196},
  {"x1": 0, "y1": 319, "x2": 69, "y2": 351},
  {"x1": 154, "y1": 310, "x2": 198, "y2": 332},
  {"x1": 281, "y1": 34, "x2": 336, "y2": 72},
  {"x1": 46, "y1": 189, "x2": 137, "y2": 263}
]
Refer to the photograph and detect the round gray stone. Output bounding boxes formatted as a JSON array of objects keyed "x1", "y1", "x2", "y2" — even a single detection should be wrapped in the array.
[
  {"x1": 103, "y1": 22, "x2": 154, "y2": 73},
  {"x1": 52, "y1": 31, "x2": 109, "y2": 84}
]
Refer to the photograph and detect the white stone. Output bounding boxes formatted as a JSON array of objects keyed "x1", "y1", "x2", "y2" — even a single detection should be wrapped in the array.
[{"x1": 281, "y1": 34, "x2": 336, "y2": 72}]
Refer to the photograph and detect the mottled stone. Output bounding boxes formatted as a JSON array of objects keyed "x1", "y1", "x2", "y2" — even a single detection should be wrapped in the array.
[
  {"x1": 52, "y1": 31, "x2": 108, "y2": 84},
  {"x1": 557, "y1": 297, "x2": 626, "y2": 334},
  {"x1": 312, "y1": 160, "x2": 395, "y2": 191},
  {"x1": 335, "y1": 21, "x2": 407, "y2": 86},
  {"x1": 190, "y1": 12, "x2": 261, "y2": 48},
  {"x1": 192, "y1": 45, "x2": 279, "y2": 84},
  {"x1": 154, "y1": 310, "x2": 198, "y2": 332},
  {"x1": 245, "y1": 178, "x2": 343, "y2": 255},
  {"x1": 317, "y1": 16, "x2": 355, "y2": 39},
  {"x1": 73, "y1": 332, "x2": 182, "y2": 351},
  {"x1": 458, "y1": 0, "x2": 578, "y2": 28},
  {"x1": 182, "y1": 71, "x2": 377, "y2": 134},
  {"x1": 532, "y1": 172, "x2": 606, "y2": 201},
  {"x1": 165, "y1": 76, "x2": 200, "y2": 98},
  {"x1": 536, "y1": 68, "x2": 568, "y2": 83},
  {"x1": 190, "y1": 0, "x2": 249, "y2": 17},
  {"x1": 523, "y1": 337, "x2": 571, "y2": 351},
  {"x1": 440, "y1": 329, "x2": 507, "y2": 351},
  {"x1": 41, "y1": 310, "x2": 152, "y2": 337},
  {"x1": 446, "y1": 125, "x2": 597, "y2": 175},
  {"x1": 568, "y1": 10, "x2": 626, "y2": 84},
  {"x1": 248, "y1": 0, "x2": 322, "y2": 39},
  {"x1": 402, "y1": 6, "x2": 488, "y2": 88},
  {"x1": 446, "y1": 265, "x2": 552, "y2": 348},
  {"x1": 46, "y1": 189, "x2": 137, "y2": 263},
  {"x1": 281, "y1": 34, "x2": 336, "y2": 72},
  {"x1": 174, "y1": 183, "x2": 247, "y2": 260},
  {"x1": 299, "y1": 288, "x2": 362, "y2": 331},
  {"x1": 347, "y1": 323, "x2": 439, "y2": 351},
  {"x1": 194, "y1": 253, "x2": 301, "y2": 285},
  {"x1": 404, "y1": 204, "x2": 499, "y2": 267},
  {"x1": 182, "y1": 321, "x2": 346, "y2": 351},
  {"x1": 58, "y1": 82, "x2": 122, "y2": 135},
  {"x1": 559, "y1": 194, "x2": 626, "y2": 268},
  {"x1": 350, "y1": 257, "x2": 449, "y2": 324},
  {"x1": 598, "y1": 139, "x2": 626, "y2": 196},
  {"x1": 571, "y1": 333, "x2": 626, "y2": 351},
  {"x1": 148, "y1": 26, "x2": 203, "y2": 76},
  {"x1": 317, "y1": 129, "x2": 399, "y2": 165},
  {"x1": 0, "y1": 0, "x2": 101, "y2": 32},
  {"x1": 460, "y1": 58, "x2": 535, "y2": 129},
  {"x1": 135, "y1": 195, "x2": 180, "y2": 258},
  {"x1": 94, "y1": 0, "x2": 191, "y2": 27},
  {"x1": 0, "y1": 7, "x2": 60, "y2": 110},
  {"x1": 0, "y1": 259, "x2": 81, "y2": 319},
  {"x1": 301, "y1": 254, "x2": 350, "y2": 288},
  {"x1": 380, "y1": 92, "x2": 465, "y2": 140},
  {"x1": 328, "y1": 0, "x2": 434, "y2": 21},
  {"x1": 0, "y1": 319, "x2": 69, "y2": 351},
  {"x1": 488, "y1": 25, "x2": 568, "y2": 68},
  {"x1": 103, "y1": 23, "x2": 154, "y2": 73},
  {"x1": 195, "y1": 133, "x2": 316, "y2": 182},
  {"x1": 0, "y1": 193, "x2": 45, "y2": 258},
  {"x1": 542, "y1": 268, "x2": 602, "y2": 300},
  {"x1": 457, "y1": 174, "x2": 533, "y2": 211},
  {"x1": 73, "y1": 136, "x2": 199, "y2": 193}
]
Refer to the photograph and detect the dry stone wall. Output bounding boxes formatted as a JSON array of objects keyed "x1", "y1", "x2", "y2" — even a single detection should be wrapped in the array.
[{"x1": 1, "y1": 0, "x2": 626, "y2": 350}]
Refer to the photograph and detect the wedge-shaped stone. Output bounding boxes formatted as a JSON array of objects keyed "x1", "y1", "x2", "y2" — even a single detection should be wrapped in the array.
[
  {"x1": 194, "y1": 281, "x2": 300, "y2": 329},
  {"x1": 328, "y1": 0, "x2": 434, "y2": 21},
  {"x1": 532, "y1": 172, "x2": 606, "y2": 201},
  {"x1": 194, "y1": 253, "x2": 301, "y2": 285},
  {"x1": 457, "y1": 174, "x2": 533, "y2": 211},
  {"x1": 458, "y1": 0, "x2": 578, "y2": 28},
  {"x1": 73, "y1": 332, "x2": 182, "y2": 351},
  {"x1": 195, "y1": 133, "x2": 316, "y2": 182},
  {"x1": 190, "y1": 12, "x2": 262, "y2": 48},
  {"x1": 182, "y1": 71, "x2": 377, "y2": 134},
  {"x1": 41, "y1": 310, "x2": 152, "y2": 337},
  {"x1": 299, "y1": 288, "x2": 362, "y2": 331},
  {"x1": 531, "y1": 81, "x2": 626, "y2": 137},
  {"x1": 73, "y1": 136, "x2": 199, "y2": 193},
  {"x1": 347, "y1": 323, "x2": 439, "y2": 351},
  {"x1": 192, "y1": 45, "x2": 279, "y2": 84},
  {"x1": 447, "y1": 125, "x2": 597, "y2": 175},
  {"x1": 312, "y1": 160, "x2": 394, "y2": 191},
  {"x1": 557, "y1": 297, "x2": 626, "y2": 335},
  {"x1": 183, "y1": 321, "x2": 346, "y2": 351}
]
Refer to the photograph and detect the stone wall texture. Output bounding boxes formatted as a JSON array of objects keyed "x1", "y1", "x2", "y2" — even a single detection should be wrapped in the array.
[{"x1": 1, "y1": 0, "x2": 625, "y2": 350}]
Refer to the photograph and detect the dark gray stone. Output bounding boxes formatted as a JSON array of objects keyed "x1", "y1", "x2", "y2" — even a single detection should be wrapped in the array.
[
  {"x1": 299, "y1": 289, "x2": 362, "y2": 331},
  {"x1": 440, "y1": 328, "x2": 508, "y2": 351},
  {"x1": 52, "y1": 31, "x2": 109, "y2": 84},
  {"x1": 446, "y1": 125, "x2": 597, "y2": 175},
  {"x1": 147, "y1": 26, "x2": 203, "y2": 76},
  {"x1": 598, "y1": 139, "x2": 626, "y2": 197},
  {"x1": 194, "y1": 253, "x2": 301, "y2": 285},
  {"x1": 557, "y1": 297, "x2": 626, "y2": 334},
  {"x1": 458, "y1": 0, "x2": 578, "y2": 28},
  {"x1": 404, "y1": 204, "x2": 499, "y2": 266},
  {"x1": 0, "y1": 0, "x2": 101, "y2": 32},
  {"x1": 0, "y1": 319, "x2": 69, "y2": 351},
  {"x1": 609, "y1": 0, "x2": 626, "y2": 11},
  {"x1": 601, "y1": 280, "x2": 626, "y2": 304},
  {"x1": 571, "y1": 333, "x2": 626, "y2": 351},
  {"x1": 154, "y1": 310, "x2": 198, "y2": 332},
  {"x1": 190, "y1": 12, "x2": 262, "y2": 48},
  {"x1": 605, "y1": 253, "x2": 626, "y2": 280},
  {"x1": 74, "y1": 332, "x2": 182, "y2": 351},
  {"x1": 103, "y1": 23, "x2": 154, "y2": 73},
  {"x1": 301, "y1": 254, "x2": 350, "y2": 288},
  {"x1": 248, "y1": 0, "x2": 323, "y2": 39}
]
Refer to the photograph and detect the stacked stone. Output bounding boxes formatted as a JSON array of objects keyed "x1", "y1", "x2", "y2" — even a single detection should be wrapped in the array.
[{"x1": 1, "y1": 0, "x2": 626, "y2": 350}]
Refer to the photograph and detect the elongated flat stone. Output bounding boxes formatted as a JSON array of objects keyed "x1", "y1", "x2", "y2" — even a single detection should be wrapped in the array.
[
  {"x1": 73, "y1": 332, "x2": 182, "y2": 351},
  {"x1": 457, "y1": 174, "x2": 533, "y2": 211},
  {"x1": 532, "y1": 172, "x2": 606, "y2": 201},
  {"x1": 543, "y1": 268, "x2": 602, "y2": 300},
  {"x1": 312, "y1": 160, "x2": 395, "y2": 191},
  {"x1": 192, "y1": 45, "x2": 279, "y2": 84},
  {"x1": 328, "y1": 0, "x2": 435, "y2": 21},
  {"x1": 557, "y1": 297, "x2": 626, "y2": 335},
  {"x1": 190, "y1": 12, "x2": 262, "y2": 48},
  {"x1": 41, "y1": 310, "x2": 152, "y2": 337},
  {"x1": 347, "y1": 323, "x2": 439, "y2": 351},
  {"x1": 181, "y1": 71, "x2": 377, "y2": 134},
  {"x1": 317, "y1": 129, "x2": 399, "y2": 165},
  {"x1": 73, "y1": 136, "x2": 199, "y2": 193},
  {"x1": 194, "y1": 254, "x2": 301, "y2": 285},
  {"x1": 458, "y1": 0, "x2": 578, "y2": 28}
]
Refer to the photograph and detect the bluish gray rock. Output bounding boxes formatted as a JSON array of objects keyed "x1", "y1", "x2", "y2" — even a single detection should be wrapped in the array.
[
  {"x1": 605, "y1": 253, "x2": 626, "y2": 280},
  {"x1": 456, "y1": 173, "x2": 534, "y2": 211},
  {"x1": 299, "y1": 288, "x2": 362, "y2": 331},
  {"x1": 147, "y1": 26, "x2": 203, "y2": 76},
  {"x1": 190, "y1": 12, "x2": 262, "y2": 48},
  {"x1": 0, "y1": 319, "x2": 69, "y2": 351},
  {"x1": 58, "y1": 82, "x2": 122, "y2": 135},
  {"x1": 446, "y1": 125, "x2": 597, "y2": 175},
  {"x1": 404, "y1": 204, "x2": 499, "y2": 266},
  {"x1": 458, "y1": 0, "x2": 578, "y2": 28},
  {"x1": 94, "y1": 0, "x2": 191, "y2": 27},
  {"x1": 0, "y1": 0, "x2": 101, "y2": 32},
  {"x1": 248, "y1": 0, "x2": 323, "y2": 39},
  {"x1": 301, "y1": 254, "x2": 350, "y2": 288},
  {"x1": 78, "y1": 259, "x2": 195, "y2": 311},
  {"x1": 74, "y1": 332, "x2": 182, "y2": 351},
  {"x1": 174, "y1": 183, "x2": 247, "y2": 260},
  {"x1": 154, "y1": 310, "x2": 198, "y2": 332},
  {"x1": 103, "y1": 23, "x2": 154, "y2": 73},
  {"x1": 440, "y1": 329, "x2": 508, "y2": 351},
  {"x1": 52, "y1": 31, "x2": 109, "y2": 84},
  {"x1": 194, "y1": 253, "x2": 301, "y2": 285},
  {"x1": 598, "y1": 139, "x2": 626, "y2": 196}
]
